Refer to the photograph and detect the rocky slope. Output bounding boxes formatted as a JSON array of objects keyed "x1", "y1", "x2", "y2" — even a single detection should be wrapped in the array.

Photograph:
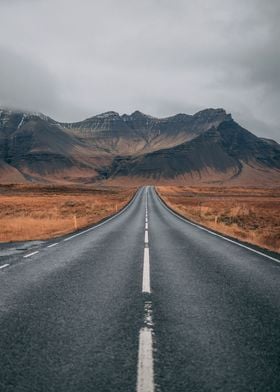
[
  {"x1": 0, "y1": 108, "x2": 279, "y2": 185},
  {"x1": 63, "y1": 108, "x2": 229, "y2": 155},
  {"x1": 99, "y1": 117, "x2": 280, "y2": 185},
  {"x1": 0, "y1": 110, "x2": 102, "y2": 183}
]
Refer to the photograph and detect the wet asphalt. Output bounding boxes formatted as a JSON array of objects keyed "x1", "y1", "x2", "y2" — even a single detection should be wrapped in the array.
[{"x1": 0, "y1": 186, "x2": 280, "y2": 391}]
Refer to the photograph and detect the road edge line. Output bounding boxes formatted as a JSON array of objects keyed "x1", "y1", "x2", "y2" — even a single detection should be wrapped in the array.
[
  {"x1": 154, "y1": 187, "x2": 280, "y2": 264},
  {"x1": 63, "y1": 187, "x2": 142, "y2": 242}
]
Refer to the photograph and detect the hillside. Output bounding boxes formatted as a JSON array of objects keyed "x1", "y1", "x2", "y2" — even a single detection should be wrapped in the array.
[
  {"x1": 0, "y1": 110, "x2": 108, "y2": 183},
  {"x1": 0, "y1": 108, "x2": 279, "y2": 186},
  {"x1": 63, "y1": 108, "x2": 229, "y2": 155},
  {"x1": 101, "y1": 118, "x2": 280, "y2": 186}
]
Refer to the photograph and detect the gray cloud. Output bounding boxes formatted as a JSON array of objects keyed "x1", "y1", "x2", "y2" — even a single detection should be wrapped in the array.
[
  {"x1": 0, "y1": 0, "x2": 279, "y2": 141},
  {"x1": 0, "y1": 46, "x2": 58, "y2": 113}
]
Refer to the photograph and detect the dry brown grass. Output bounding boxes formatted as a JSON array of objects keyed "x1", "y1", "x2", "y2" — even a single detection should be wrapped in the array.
[
  {"x1": 157, "y1": 186, "x2": 280, "y2": 254},
  {"x1": 0, "y1": 184, "x2": 135, "y2": 242}
]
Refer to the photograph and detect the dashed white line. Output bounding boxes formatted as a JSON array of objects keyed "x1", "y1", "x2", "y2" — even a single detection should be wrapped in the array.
[
  {"x1": 47, "y1": 243, "x2": 59, "y2": 248},
  {"x1": 144, "y1": 230, "x2": 149, "y2": 244},
  {"x1": 23, "y1": 251, "x2": 39, "y2": 258},
  {"x1": 0, "y1": 264, "x2": 9, "y2": 270},
  {"x1": 136, "y1": 327, "x2": 154, "y2": 392},
  {"x1": 137, "y1": 187, "x2": 155, "y2": 392},
  {"x1": 142, "y1": 247, "x2": 151, "y2": 293},
  {"x1": 21, "y1": 189, "x2": 142, "y2": 260}
]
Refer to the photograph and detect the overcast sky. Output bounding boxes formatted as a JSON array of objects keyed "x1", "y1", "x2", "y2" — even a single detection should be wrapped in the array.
[{"x1": 0, "y1": 0, "x2": 279, "y2": 141}]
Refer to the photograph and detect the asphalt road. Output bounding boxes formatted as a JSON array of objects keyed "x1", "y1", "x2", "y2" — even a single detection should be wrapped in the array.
[{"x1": 0, "y1": 186, "x2": 280, "y2": 391}]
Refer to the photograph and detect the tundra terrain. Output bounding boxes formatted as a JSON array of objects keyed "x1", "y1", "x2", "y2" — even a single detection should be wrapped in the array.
[
  {"x1": 0, "y1": 184, "x2": 135, "y2": 242},
  {"x1": 157, "y1": 186, "x2": 280, "y2": 253}
]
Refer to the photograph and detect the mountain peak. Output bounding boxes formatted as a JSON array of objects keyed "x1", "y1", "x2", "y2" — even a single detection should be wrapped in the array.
[
  {"x1": 0, "y1": 107, "x2": 50, "y2": 122},
  {"x1": 193, "y1": 108, "x2": 227, "y2": 117},
  {"x1": 131, "y1": 110, "x2": 150, "y2": 117},
  {"x1": 122, "y1": 110, "x2": 155, "y2": 121},
  {"x1": 94, "y1": 111, "x2": 120, "y2": 119}
]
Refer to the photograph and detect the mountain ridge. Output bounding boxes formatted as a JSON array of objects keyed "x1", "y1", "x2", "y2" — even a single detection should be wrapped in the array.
[
  {"x1": 99, "y1": 117, "x2": 280, "y2": 186},
  {"x1": 0, "y1": 107, "x2": 279, "y2": 186}
]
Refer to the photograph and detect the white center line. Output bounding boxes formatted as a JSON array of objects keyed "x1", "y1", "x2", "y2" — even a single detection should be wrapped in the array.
[
  {"x1": 0, "y1": 264, "x2": 9, "y2": 270},
  {"x1": 23, "y1": 251, "x2": 39, "y2": 258},
  {"x1": 136, "y1": 327, "x2": 154, "y2": 392},
  {"x1": 137, "y1": 187, "x2": 155, "y2": 392},
  {"x1": 142, "y1": 247, "x2": 151, "y2": 293},
  {"x1": 144, "y1": 230, "x2": 149, "y2": 244},
  {"x1": 47, "y1": 243, "x2": 58, "y2": 248}
]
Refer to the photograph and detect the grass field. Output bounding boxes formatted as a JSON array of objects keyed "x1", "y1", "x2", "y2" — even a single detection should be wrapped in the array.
[
  {"x1": 157, "y1": 186, "x2": 280, "y2": 254},
  {"x1": 0, "y1": 184, "x2": 135, "y2": 242}
]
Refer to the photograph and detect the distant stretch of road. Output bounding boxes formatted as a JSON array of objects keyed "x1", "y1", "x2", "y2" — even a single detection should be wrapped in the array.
[{"x1": 0, "y1": 186, "x2": 280, "y2": 391}]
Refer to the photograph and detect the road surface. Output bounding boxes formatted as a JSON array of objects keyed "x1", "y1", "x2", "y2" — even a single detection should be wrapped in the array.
[{"x1": 0, "y1": 186, "x2": 280, "y2": 391}]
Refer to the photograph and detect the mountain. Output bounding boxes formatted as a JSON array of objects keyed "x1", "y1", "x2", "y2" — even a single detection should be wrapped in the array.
[
  {"x1": 63, "y1": 108, "x2": 229, "y2": 155},
  {"x1": 0, "y1": 110, "x2": 105, "y2": 183},
  {"x1": 0, "y1": 108, "x2": 279, "y2": 186},
  {"x1": 100, "y1": 118, "x2": 280, "y2": 186}
]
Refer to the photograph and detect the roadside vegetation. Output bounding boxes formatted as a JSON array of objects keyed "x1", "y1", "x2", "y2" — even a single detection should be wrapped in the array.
[
  {"x1": 157, "y1": 186, "x2": 280, "y2": 254},
  {"x1": 0, "y1": 184, "x2": 135, "y2": 242}
]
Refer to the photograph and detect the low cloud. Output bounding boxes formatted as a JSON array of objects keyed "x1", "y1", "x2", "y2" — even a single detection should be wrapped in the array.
[
  {"x1": 0, "y1": 0, "x2": 279, "y2": 140},
  {"x1": 0, "y1": 47, "x2": 58, "y2": 114}
]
